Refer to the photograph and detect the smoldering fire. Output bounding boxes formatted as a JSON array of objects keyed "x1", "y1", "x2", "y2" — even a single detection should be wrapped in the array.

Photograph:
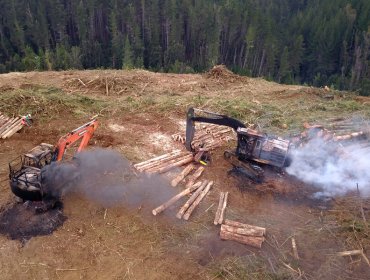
[
  {"x1": 286, "y1": 137, "x2": 370, "y2": 197},
  {"x1": 41, "y1": 149, "x2": 177, "y2": 208}
]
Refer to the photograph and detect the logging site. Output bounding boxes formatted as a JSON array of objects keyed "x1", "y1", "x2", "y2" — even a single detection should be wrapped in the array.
[{"x1": 0, "y1": 67, "x2": 370, "y2": 280}]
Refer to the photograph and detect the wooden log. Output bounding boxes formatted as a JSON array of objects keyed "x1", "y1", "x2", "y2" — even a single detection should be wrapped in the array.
[
  {"x1": 134, "y1": 150, "x2": 182, "y2": 169},
  {"x1": 218, "y1": 192, "x2": 229, "y2": 224},
  {"x1": 138, "y1": 151, "x2": 191, "y2": 172},
  {"x1": 224, "y1": 219, "x2": 266, "y2": 235},
  {"x1": 176, "y1": 180, "x2": 208, "y2": 219},
  {"x1": 291, "y1": 237, "x2": 299, "y2": 259},
  {"x1": 136, "y1": 151, "x2": 185, "y2": 171},
  {"x1": 0, "y1": 117, "x2": 18, "y2": 135},
  {"x1": 152, "y1": 181, "x2": 202, "y2": 216},
  {"x1": 0, "y1": 118, "x2": 21, "y2": 138},
  {"x1": 214, "y1": 192, "x2": 225, "y2": 225},
  {"x1": 2, "y1": 121, "x2": 23, "y2": 139},
  {"x1": 337, "y1": 250, "x2": 364, "y2": 257},
  {"x1": 220, "y1": 224, "x2": 264, "y2": 237},
  {"x1": 171, "y1": 164, "x2": 195, "y2": 187},
  {"x1": 185, "y1": 166, "x2": 205, "y2": 188},
  {"x1": 183, "y1": 181, "x2": 213, "y2": 220},
  {"x1": 220, "y1": 228, "x2": 264, "y2": 248},
  {"x1": 147, "y1": 154, "x2": 194, "y2": 174}
]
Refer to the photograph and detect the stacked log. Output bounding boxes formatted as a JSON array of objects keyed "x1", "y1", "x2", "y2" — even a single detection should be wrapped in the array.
[
  {"x1": 134, "y1": 150, "x2": 194, "y2": 174},
  {"x1": 214, "y1": 192, "x2": 229, "y2": 225},
  {"x1": 171, "y1": 124, "x2": 235, "y2": 151},
  {"x1": 220, "y1": 219, "x2": 266, "y2": 248},
  {"x1": 0, "y1": 115, "x2": 24, "y2": 139}
]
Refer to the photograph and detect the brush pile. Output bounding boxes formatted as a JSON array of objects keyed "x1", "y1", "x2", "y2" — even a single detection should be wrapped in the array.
[{"x1": 206, "y1": 65, "x2": 243, "y2": 82}]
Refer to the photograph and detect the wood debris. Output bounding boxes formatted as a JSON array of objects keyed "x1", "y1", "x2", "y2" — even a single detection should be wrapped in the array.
[
  {"x1": 134, "y1": 150, "x2": 194, "y2": 174},
  {"x1": 291, "y1": 237, "x2": 299, "y2": 259},
  {"x1": 220, "y1": 219, "x2": 266, "y2": 248}
]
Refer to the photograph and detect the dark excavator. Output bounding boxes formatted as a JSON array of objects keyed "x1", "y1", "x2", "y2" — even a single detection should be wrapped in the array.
[
  {"x1": 9, "y1": 119, "x2": 98, "y2": 202},
  {"x1": 185, "y1": 108, "x2": 291, "y2": 182}
]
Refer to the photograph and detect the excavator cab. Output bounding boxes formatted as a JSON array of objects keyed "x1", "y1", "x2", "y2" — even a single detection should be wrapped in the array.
[{"x1": 185, "y1": 107, "x2": 291, "y2": 182}]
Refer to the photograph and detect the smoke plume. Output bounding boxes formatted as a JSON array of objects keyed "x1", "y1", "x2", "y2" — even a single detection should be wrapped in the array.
[
  {"x1": 286, "y1": 137, "x2": 370, "y2": 197},
  {"x1": 41, "y1": 149, "x2": 178, "y2": 208}
]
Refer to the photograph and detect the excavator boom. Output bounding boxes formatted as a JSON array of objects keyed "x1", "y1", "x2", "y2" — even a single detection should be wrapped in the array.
[{"x1": 56, "y1": 119, "x2": 98, "y2": 161}]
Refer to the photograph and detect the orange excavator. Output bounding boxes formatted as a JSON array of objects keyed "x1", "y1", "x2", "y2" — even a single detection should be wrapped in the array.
[{"x1": 9, "y1": 119, "x2": 98, "y2": 201}]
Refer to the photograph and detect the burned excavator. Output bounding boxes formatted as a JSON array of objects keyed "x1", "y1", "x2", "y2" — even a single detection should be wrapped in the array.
[
  {"x1": 185, "y1": 108, "x2": 291, "y2": 182},
  {"x1": 9, "y1": 119, "x2": 98, "y2": 202}
]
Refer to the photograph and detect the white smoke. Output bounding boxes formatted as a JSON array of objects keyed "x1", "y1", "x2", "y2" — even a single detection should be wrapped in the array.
[{"x1": 286, "y1": 138, "x2": 370, "y2": 197}]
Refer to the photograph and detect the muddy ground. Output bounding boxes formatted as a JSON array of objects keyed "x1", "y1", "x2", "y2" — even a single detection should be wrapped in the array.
[{"x1": 0, "y1": 68, "x2": 369, "y2": 279}]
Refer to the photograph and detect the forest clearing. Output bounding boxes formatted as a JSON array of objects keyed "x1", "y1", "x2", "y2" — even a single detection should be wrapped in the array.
[{"x1": 0, "y1": 67, "x2": 370, "y2": 280}]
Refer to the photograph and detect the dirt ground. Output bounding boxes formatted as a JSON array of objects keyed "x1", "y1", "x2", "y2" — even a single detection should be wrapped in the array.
[{"x1": 0, "y1": 68, "x2": 369, "y2": 280}]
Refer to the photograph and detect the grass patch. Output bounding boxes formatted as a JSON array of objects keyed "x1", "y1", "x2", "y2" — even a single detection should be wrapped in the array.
[
  {"x1": 0, "y1": 86, "x2": 108, "y2": 120},
  {"x1": 209, "y1": 256, "x2": 291, "y2": 280}
]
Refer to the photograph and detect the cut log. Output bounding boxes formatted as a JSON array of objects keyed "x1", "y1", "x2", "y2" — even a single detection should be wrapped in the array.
[
  {"x1": 0, "y1": 118, "x2": 21, "y2": 138},
  {"x1": 214, "y1": 192, "x2": 225, "y2": 225},
  {"x1": 135, "y1": 150, "x2": 184, "y2": 170},
  {"x1": 2, "y1": 122, "x2": 23, "y2": 139},
  {"x1": 152, "y1": 181, "x2": 202, "y2": 216},
  {"x1": 224, "y1": 219, "x2": 266, "y2": 235},
  {"x1": 220, "y1": 228, "x2": 264, "y2": 248},
  {"x1": 147, "y1": 154, "x2": 194, "y2": 174},
  {"x1": 218, "y1": 192, "x2": 229, "y2": 224},
  {"x1": 176, "y1": 180, "x2": 208, "y2": 219},
  {"x1": 134, "y1": 150, "x2": 182, "y2": 169},
  {"x1": 220, "y1": 224, "x2": 264, "y2": 237},
  {"x1": 183, "y1": 181, "x2": 213, "y2": 220},
  {"x1": 143, "y1": 152, "x2": 192, "y2": 172},
  {"x1": 171, "y1": 164, "x2": 195, "y2": 187},
  {"x1": 0, "y1": 118, "x2": 18, "y2": 135},
  {"x1": 137, "y1": 151, "x2": 189, "y2": 171},
  {"x1": 185, "y1": 166, "x2": 205, "y2": 188}
]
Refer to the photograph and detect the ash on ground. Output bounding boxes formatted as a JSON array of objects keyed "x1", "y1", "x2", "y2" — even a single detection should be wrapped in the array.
[{"x1": 0, "y1": 201, "x2": 66, "y2": 242}]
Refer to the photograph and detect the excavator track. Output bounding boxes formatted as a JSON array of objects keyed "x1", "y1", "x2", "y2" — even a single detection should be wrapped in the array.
[{"x1": 224, "y1": 150, "x2": 264, "y2": 183}]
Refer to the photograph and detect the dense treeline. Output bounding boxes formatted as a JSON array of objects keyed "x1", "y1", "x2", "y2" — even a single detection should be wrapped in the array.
[{"x1": 0, "y1": 0, "x2": 369, "y2": 94}]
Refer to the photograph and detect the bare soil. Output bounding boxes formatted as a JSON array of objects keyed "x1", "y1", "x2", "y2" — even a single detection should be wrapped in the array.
[{"x1": 0, "y1": 69, "x2": 369, "y2": 279}]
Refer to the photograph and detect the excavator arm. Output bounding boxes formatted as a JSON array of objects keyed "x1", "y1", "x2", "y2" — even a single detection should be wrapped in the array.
[
  {"x1": 186, "y1": 107, "x2": 245, "y2": 151},
  {"x1": 55, "y1": 119, "x2": 98, "y2": 161}
]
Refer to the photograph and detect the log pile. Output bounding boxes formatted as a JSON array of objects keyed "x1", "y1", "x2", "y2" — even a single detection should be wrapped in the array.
[
  {"x1": 0, "y1": 113, "x2": 26, "y2": 139},
  {"x1": 172, "y1": 124, "x2": 235, "y2": 151},
  {"x1": 300, "y1": 119, "x2": 369, "y2": 144},
  {"x1": 220, "y1": 219, "x2": 266, "y2": 248},
  {"x1": 134, "y1": 150, "x2": 194, "y2": 174}
]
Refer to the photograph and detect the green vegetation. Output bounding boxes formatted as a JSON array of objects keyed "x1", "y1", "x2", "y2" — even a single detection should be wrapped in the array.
[
  {"x1": 0, "y1": 87, "x2": 106, "y2": 119},
  {"x1": 0, "y1": 1, "x2": 369, "y2": 93}
]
